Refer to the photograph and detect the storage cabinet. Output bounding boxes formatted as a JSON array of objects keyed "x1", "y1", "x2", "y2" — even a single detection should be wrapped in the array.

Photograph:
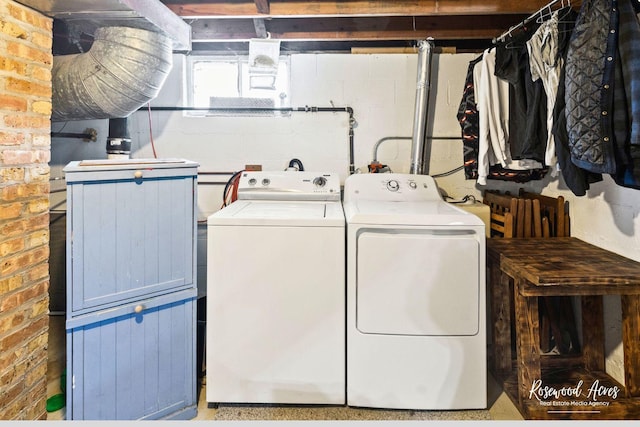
[{"x1": 64, "y1": 159, "x2": 199, "y2": 420}]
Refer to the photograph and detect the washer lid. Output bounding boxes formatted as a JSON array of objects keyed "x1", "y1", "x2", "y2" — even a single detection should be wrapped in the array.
[
  {"x1": 208, "y1": 200, "x2": 345, "y2": 227},
  {"x1": 344, "y1": 200, "x2": 484, "y2": 227}
]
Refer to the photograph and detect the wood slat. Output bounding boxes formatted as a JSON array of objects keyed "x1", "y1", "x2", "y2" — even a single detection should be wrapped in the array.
[{"x1": 532, "y1": 199, "x2": 542, "y2": 237}]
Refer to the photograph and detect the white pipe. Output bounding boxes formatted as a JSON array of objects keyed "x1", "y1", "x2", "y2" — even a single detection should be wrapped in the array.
[
  {"x1": 409, "y1": 38, "x2": 434, "y2": 175},
  {"x1": 52, "y1": 26, "x2": 173, "y2": 121}
]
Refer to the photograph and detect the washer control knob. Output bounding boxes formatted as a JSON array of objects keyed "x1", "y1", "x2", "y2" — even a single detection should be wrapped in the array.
[
  {"x1": 387, "y1": 180, "x2": 400, "y2": 192},
  {"x1": 313, "y1": 176, "x2": 327, "y2": 187},
  {"x1": 408, "y1": 181, "x2": 417, "y2": 189},
  {"x1": 248, "y1": 178, "x2": 257, "y2": 186},
  {"x1": 262, "y1": 178, "x2": 270, "y2": 186}
]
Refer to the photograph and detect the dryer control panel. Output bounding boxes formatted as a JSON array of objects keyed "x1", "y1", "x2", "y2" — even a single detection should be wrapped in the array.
[
  {"x1": 237, "y1": 171, "x2": 341, "y2": 201},
  {"x1": 343, "y1": 173, "x2": 442, "y2": 202}
]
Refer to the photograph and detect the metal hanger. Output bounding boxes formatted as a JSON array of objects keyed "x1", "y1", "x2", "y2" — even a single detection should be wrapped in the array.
[
  {"x1": 536, "y1": 4, "x2": 554, "y2": 23},
  {"x1": 493, "y1": 0, "x2": 560, "y2": 44}
]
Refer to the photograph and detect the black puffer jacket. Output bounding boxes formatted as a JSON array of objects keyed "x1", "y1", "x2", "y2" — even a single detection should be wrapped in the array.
[{"x1": 564, "y1": 0, "x2": 619, "y2": 174}]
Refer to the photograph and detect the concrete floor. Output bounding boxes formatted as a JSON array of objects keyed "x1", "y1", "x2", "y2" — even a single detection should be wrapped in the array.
[{"x1": 46, "y1": 314, "x2": 523, "y2": 421}]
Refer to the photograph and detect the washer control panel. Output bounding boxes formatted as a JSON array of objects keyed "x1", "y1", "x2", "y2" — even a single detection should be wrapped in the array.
[
  {"x1": 343, "y1": 173, "x2": 442, "y2": 202},
  {"x1": 238, "y1": 171, "x2": 341, "y2": 201}
]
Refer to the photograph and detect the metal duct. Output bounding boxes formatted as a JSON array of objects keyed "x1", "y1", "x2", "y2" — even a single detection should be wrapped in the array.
[
  {"x1": 409, "y1": 38, "x2": 435, "y2": 175},
  {"x1": 51, "y1": 26, "x2": 173, "y2": 121}
]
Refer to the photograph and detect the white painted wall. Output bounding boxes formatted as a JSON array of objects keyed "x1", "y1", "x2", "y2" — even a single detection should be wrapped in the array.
[{"x1": 50, "y1": 51, "x2": 640, "y2": 383}]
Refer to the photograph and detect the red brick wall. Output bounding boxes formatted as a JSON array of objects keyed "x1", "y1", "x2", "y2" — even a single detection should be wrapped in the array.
[{"x1": 0, "y1": 0, "x2": 52, "y2": 420}]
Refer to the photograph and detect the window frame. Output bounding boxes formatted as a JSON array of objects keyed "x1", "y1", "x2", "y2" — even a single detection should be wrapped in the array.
[{"x1": 186, "y1": 54, "x2": 291, "y2": 116}]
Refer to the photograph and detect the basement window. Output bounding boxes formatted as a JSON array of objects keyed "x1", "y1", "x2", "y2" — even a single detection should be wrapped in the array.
[{"x1": 188, "y1": 56, "x2": 290, "y2": 116}]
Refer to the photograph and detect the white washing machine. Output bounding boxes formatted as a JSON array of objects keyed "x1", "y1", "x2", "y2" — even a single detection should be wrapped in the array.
[
  {"x1": 343, "y1": 173, "x2": 486, "y2": 410},
  {"x1": 206, "y1": 171, "x2": 345, "y2": 405}
]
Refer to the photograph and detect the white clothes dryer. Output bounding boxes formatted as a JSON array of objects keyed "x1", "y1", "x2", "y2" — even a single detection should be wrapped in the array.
[
  {"x1": 206, "y1": 171, "x2": 345, "y2": 405},
  {"x1": 343, "y1": 173, "x2": 486, "y2": 410}
]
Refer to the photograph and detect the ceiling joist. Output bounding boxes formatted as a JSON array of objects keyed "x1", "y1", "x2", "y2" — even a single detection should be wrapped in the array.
[
  {"x1": 160, "y1": 0, "x2": 583, "y2": 51},
  {"x1": 164, "y1": 0, "x2": 566, "y2": 18},
  {"x1": 253, "y1": 0, "x2": 270, "y2": 14},
  {"x1": 189, "y1": 14, "x2": 530, "y2": 42}
]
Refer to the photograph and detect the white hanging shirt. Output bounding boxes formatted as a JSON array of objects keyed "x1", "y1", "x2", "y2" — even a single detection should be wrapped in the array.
[
  {"x1": 475, "y1": 47, "x2": 543, "y2": 185},
  {"x1": 527, "y1": 10, "x2": 562, "y2": 175}
]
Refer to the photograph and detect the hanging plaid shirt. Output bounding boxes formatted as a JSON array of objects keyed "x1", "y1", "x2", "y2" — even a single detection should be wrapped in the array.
[{"x1": 613, "y1": 0, "x2": 640, "y2": 188}]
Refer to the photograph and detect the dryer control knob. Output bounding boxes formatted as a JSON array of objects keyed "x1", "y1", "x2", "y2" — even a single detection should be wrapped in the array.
[
  {"x1": 387, "y1": 180, "x2": 400, "y2": 192},
  {"x1": 248, "y1": 178, "x2": 257, "y2": 186},
  {"x1": 262, "y1": 178, "x2": 270, "y2": 186},
  {"x1": 313, "y1": 176, "x2": 327, "y2": 187},
  {"x1": 408, "y1": 181, "x2": 417, "y2": 189}
]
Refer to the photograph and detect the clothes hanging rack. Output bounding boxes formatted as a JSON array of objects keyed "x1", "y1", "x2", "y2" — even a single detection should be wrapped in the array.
[{"x1": 492, "y1": 0, "x2": 560, "y2": 44}]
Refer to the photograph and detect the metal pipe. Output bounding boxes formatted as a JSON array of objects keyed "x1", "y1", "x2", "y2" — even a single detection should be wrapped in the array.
[
  {"x1": 372, "y1": 136, "x2": 412, "y2": 162},
  {"x1": 198, "y1": 171, "x2": 237, "y2": 176},
  {"x1": 372, "y1": 135, "x2": 459, "y2": 163},
  {"x1": 409, "y1": 38, "x2": 434, "y2": 175},
  {"x1": 144, "y1": 105, "x2": 358, "y2": 174},
  {"x1": 106, "y1": 117, "x2": 132, "y2": 158},
  {"x1": 51, "y1": 128, "x2": 97, "y2": 141}
]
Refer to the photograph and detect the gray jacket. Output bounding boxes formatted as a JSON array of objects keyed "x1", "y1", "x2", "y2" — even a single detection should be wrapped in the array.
[{"x1": 564, "y1": 0, "x2": 619, "y2": 174}]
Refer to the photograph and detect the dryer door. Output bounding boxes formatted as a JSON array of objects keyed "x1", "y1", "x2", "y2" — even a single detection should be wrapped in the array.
[{"x1": 356, "y1": 228, "x2": 480, "y2": 336}]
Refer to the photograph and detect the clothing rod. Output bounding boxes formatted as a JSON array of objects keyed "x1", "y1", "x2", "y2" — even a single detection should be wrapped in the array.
[{"x1": 492, "y1": 0, "x2": 560, "y2": 44}]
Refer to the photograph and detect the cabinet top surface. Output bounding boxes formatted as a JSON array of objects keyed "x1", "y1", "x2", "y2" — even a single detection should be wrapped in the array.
[{"x1": 64, "y1": 159, "x2": 199, "y2": 173}]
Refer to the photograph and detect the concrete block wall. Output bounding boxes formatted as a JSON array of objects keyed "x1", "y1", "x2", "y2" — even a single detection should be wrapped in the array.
[
  {"x1": 0, "y1": 0, "x2": 52, "y2": 420},
  {"x1": 48, "y1": 49, "x2": 640, "y2": 388}
]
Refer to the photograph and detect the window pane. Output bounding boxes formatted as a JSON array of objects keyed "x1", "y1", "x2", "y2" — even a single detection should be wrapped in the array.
[
  {"x1": 240, "y1": 61, "x2": 289, "y2": 106},
  {"x1": 192, "y1": 61, "x2": 238, "y2": 107},
  {"x1": 189, "y1": 56, "x2": 290, "y2": 112}
]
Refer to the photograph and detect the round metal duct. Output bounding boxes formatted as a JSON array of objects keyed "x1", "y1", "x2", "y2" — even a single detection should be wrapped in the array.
[{"x1": 52, "y1": 26, "x2": 173, "y2": 121}]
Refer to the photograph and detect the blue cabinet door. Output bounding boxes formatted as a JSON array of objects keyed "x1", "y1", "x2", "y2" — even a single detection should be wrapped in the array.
[
  {"x1": 67, "y1": 174, "x2": 196, "y2": 314},
  {"x1": 67, "y1": 294, "x2": 197, "y2": 420},
  {"x1": 64, "y1": 160, "x2": 199, "y2": 420}
]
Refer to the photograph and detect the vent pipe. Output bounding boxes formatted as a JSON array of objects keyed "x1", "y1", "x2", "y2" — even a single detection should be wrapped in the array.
[
  {"x1": 106, "y1": 117, "x2": 131, "y2": 159},
  {"x1": 409, "y1": 38, "x2": 435, "y2": 175},
  {"x1": 51, "y1": 26, "x2": 173, "y2": 121}
]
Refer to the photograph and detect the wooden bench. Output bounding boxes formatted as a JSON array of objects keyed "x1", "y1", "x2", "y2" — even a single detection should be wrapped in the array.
[{"x1": 487, "y1": 237, "x2": 640, "y2": 419}]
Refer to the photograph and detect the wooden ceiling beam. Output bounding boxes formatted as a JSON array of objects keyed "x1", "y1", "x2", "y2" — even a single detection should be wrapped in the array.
[
  {"x1": 189, "y1": 14, "x2": 528, "y2": 42},
  {"x1": 164, "y1": 0, "x2": 562, "y2": 18},
  {"x1": 254, "y1": 0, "x2": 270, "y2": 14}
]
